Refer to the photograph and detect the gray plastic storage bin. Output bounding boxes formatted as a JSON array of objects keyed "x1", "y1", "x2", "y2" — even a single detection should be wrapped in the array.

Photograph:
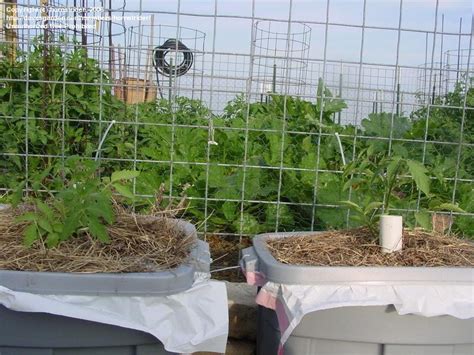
[
  {"x1": 242, "y1": 231, "x2": 474, "y2": 355},
  {"x1": 0, "y1": 219, "x2": 210, "y2": 355}
]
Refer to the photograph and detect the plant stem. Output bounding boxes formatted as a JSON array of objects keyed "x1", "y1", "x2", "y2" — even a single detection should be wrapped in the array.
[{"x1": 384, "y1": 159, "x2": 403, "y2": 214}]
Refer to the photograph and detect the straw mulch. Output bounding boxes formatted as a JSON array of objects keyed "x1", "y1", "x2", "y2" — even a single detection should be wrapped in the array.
[
  {"x1": 0, "y1": 205, "x2": 195, "y2": 273},
  {"x1": 266, "y1": 228, "x2": 474, "y2": 267}
]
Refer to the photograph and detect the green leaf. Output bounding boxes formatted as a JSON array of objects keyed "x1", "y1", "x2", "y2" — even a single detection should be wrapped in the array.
[
  {"x1": 349, "y1": 213, "x2": 366, "y2": 225},
  {"x1": 233, "y1": 213, "x2": 261, "y2": 235},
  {"x1": 61, "y1": 213, "x2": 80, "y2": 240},
  {"x1": 364, "y1": 201, "x2": 383, "y2": 215},
  {"x1": 38, "y1": 219, "x2": 53, "y2": 233},
  {"x1": 11, "y1": 181, "x2": 26, "y2": 207},
  {"x1": 386, "y1": 156, "x2": 402, "y2": 181},
  {"x1": 339, "y1": 200, "x2": 364, "y2": 215},
  {"x1": 93, "y1": 195, "x2": 115, "y2": 224},
  {"x1": 342, "y1": 177, "x2": 365, "y2": 191},
  {"x1": 45, "y1": 232, "x2": 60, "y2": 248},
  {"x1": 88, "y1": 218, "x2": 110, "y2": 243},
  {"x1": 433, "y1": 203, "x2": 465, "y2": 213},
  {"x1": 86, "y1": 204, "x2": 114, "y2": 225},
  {"x1": 112, "y1": 183, "x2": 135, "y2": 199},
  {"x1": 67, "y1": 84, "x2": 82, "y2": 97},
  {"x1": 23, "y1": 224, "x2": 39, "y2": 247},
  {"x1": 265, "y1": 204, "x2": 294, "y2": 228},
  {"x1": 16, "y1": 212, "x2": 38, "y2": 223},
  {"x1": 301, "y1": 136, "x2": 313, "y2": 153},
  {"x1": 415, "y1": 211, "x2": 432, "y2": 231},
  {"x1": 362, "y1": 113, "x2": 411, "y2": 138},
  {"x1": 222, "y1": 201, "x2": 237, "y2": 221},
  {"x1": 0, "y1": 87, "x2": 10, "y2": 96},
  {"x1": 406, "y1": 160, "x2": 430, "y2": 196},
  {"x1": 110, "y1": 170, "x2": 140, "y2": 183},
  {"x1": 36, "y1": 201, "x2": 54, "y2": 220},
  {"x1": 52, "y1": 222, "x2": 63, "y2": 233}
]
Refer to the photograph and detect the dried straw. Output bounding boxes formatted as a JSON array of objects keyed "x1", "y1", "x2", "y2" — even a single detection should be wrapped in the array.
[
  {"x1": 266, "y1": 228, "x2": 474, "y2": 267},
  {"x1": 0, "y1": 205, "x2": 195, "y2": 273}
]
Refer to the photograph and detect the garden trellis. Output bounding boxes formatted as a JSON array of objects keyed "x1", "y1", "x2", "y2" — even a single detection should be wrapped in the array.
[{"x1": 0, "y1": 0, "x2": 473, "y2": 267}]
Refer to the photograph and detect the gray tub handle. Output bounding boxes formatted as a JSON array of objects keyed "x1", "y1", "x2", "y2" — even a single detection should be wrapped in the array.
[
  {"x1": 191, "y1": 239, "x2": 211, "y2": 274},
  {"x1": 240, "y1": 247, "x2": 259, "y2": 273}
]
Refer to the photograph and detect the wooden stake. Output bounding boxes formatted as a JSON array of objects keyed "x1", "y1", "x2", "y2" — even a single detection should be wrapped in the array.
[
  {"x1": 142, "y1": 15, "x2": 155, "y2": 102},
  {"x1": 3, "y1": 0, "x2": 18, "y2": 62}
]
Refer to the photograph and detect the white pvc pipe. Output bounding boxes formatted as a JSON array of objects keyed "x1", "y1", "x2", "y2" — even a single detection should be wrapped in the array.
[
  {"x1": 379, "y1": 215, "x2": 403, "y2": 253},
  {"x1": 95, "y1": 120, "x2": 116, "y2": 161},
  {"x1": 334, "y1": 132, "x2": 346, "y2": 166}
]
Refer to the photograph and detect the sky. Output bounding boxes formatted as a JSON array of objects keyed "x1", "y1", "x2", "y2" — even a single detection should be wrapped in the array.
[
  {"x1": 118, "y1": 0, "x2": 473, "y2": 67},
  {"x1": 10, "y1": 0, "x2": 473, "y2": 115},
  {"x1": 115, "y1": 0, "x2": 473, "y2": 119},
  {"x1": 110, "y1": 0, "x2": 472, "y2": 116},
  {"x1": 11, "y1": 0, "x2": 473, "y2": 66}
]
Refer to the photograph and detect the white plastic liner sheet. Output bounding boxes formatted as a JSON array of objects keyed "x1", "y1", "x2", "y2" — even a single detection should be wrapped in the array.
[
  {"x1": 245, "y1": 270, "x2": 474, "y2": 352},
  {"x1": 0, "y1": 278, "x2": 228, "y2": 354}
]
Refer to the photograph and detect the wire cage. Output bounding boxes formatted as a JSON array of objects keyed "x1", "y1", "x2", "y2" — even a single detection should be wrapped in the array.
[
  {"x1": 300, "y1": 61, "x2": 423, "y2": 126},
  {"x1": 121, "y1": 23, "x2": 206, "y2": 104},
  {"x1": 0, "y1": 0, "x2": 126, "y2": 59},
  {"x1": 445, "y1": 48, "x2": 474, "y2": 89},
  {"x1": 0, "y1": 0, "x2": 473, "y2": 273},
  {"x1": 417, "y1": 50, "x2": 474, "y2": 107},
  {"x1": 252, "y1": 20, "x2": 311, "y2": 100},
  {"x1": 416, "y1": 61, "x2": 446, "y2": 104}
]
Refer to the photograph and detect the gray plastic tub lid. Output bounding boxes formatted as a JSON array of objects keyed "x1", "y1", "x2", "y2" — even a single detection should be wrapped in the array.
[
  {"x1": 0, "y1": 216, "x2": 210, "y2": 296},
  {"x1": 241, "y1": 231, "x2": 474, "y2": 285}
]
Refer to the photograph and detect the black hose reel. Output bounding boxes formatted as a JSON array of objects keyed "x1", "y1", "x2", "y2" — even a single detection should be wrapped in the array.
[{"x1": 153, "y1": 38, "x2": 194, "y2": 98}]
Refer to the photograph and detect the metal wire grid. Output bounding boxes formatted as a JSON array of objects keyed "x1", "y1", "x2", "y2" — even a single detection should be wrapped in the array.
[
  {"x1": 153, "y1": 55, "x2": 445, "y2": 118},
  {"x1": 1, "y1": 0, "x2": 126, "y2": 58},
  {"x1": 0, "y1": 0, "x2": 473, "y2": 259},
  {"x1": 252, "y1": 20, "x2": 311, "y2": 97},
  {"x1": 123, "y1": 23, "x2": 206, "y2": 100}
]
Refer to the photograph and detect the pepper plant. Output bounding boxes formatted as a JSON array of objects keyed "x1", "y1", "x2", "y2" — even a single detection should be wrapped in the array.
[{"x1": 340, "y1": 146, "x2": 464, "y2": 236}]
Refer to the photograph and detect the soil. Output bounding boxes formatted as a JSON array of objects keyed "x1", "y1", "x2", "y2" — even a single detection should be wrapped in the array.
[
  {"x1": 207, "y1": 234, "x2": 252, "y2": 282},
  {"x1": 266, "y1": 228, "x2": 474, "y2": 267},
  {"x1": 0, "y1": 206, "x2": 195, "y2": 273},
  {"x1": 0, "y1": 203, "x2": 254, "y2": 280}
]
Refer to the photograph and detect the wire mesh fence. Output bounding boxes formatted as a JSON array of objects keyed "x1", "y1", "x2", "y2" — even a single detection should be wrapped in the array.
[{"x1": 0, "y1": 0, "x2": 473, "y2": 269}]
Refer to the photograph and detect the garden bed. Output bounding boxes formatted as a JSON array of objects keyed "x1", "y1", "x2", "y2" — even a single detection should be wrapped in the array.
[
  {"x1": 0, "y1": 205, "x2": 195, "y2": 273},
  {"x1": 243, "y1": 230, "x2": 474, "y2": 355},
  {"x1": 266, "y1": 227, "x2": 474, "y2": 267}
]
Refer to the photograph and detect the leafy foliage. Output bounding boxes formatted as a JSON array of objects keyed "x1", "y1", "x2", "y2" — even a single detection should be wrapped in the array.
[
  {"x1": 16, "y1": 157, "x2": 138, "y2": 247},
  {"x1": 1, "y1": 40, "x2": 473, "y2": 239},
  {"x1": 340, "y1": 152, "x2": 433, "y2": 235}
]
